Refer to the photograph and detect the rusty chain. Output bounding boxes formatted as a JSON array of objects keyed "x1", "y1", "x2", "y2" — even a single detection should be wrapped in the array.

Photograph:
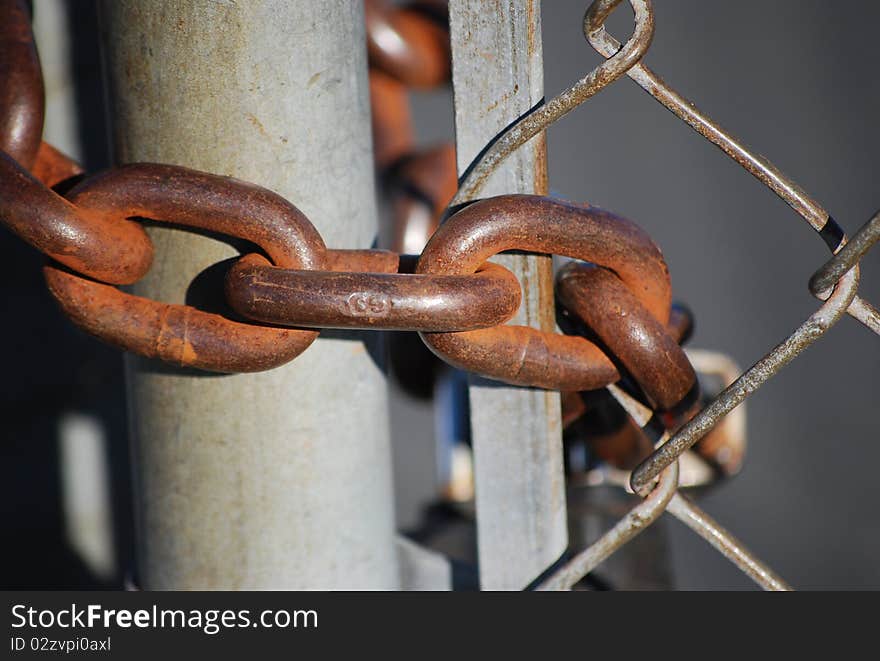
[
  {"x1": 0, "y1": 0, "x2": 692, "y2": 390},
  {"x1": 2, "y1": 0, "x2": 871, "y2": 590}
]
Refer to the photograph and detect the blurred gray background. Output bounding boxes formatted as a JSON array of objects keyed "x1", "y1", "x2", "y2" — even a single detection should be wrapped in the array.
[{"x1": 2, "y1": 0, "x2": 878, "y2": 590}]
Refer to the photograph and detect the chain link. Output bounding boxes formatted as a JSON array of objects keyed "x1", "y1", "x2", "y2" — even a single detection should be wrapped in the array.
[{"x1": 416, "y1": 194, "x2": 677, "y2": 390}]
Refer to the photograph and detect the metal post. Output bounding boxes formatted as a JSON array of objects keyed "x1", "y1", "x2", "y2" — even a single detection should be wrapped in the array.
[
  {"x1": 99, "y1": 0, "x2": 398, "y2": 589},
  {"x1": 448, "y1": 0, "x2": 567, "y2": 589}
]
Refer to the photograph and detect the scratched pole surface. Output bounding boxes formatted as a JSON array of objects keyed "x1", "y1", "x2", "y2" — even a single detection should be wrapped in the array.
[
  {"x1": 100, "y1": 1, "x2": 398, "y2": 588},
  {"x1": 449, "y1": 0, "x2": 567, "y2": 589}
]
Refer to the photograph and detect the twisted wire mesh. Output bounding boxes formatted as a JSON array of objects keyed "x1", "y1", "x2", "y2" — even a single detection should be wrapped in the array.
[{"x1": 459, "y1": 0, "x2": 880, "y2": 590}]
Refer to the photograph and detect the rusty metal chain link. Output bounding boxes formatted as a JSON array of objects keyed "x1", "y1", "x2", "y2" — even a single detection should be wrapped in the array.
[
  {"x1": 4, "y1": 0, "x2": 864, "y2": 591},
  {"x1": 0, "y1": 0, "x2": 43, "y2": 171},
  {"x1": 416, "y1": 194, "x2": 674, "y2": 390}
]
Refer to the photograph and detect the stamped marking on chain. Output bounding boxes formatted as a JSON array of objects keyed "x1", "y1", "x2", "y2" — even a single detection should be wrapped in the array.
[{"x1": 347, "y1": 292, "x2": 391, "y2": 317}]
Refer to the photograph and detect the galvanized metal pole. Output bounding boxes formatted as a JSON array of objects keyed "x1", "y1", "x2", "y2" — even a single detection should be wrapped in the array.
[
  {"x1": 448, "y1": 0, "x2": 567, "y2": 589},
  {"x1": 99, "y1": 0, "x2": 398, "y2": 589}
]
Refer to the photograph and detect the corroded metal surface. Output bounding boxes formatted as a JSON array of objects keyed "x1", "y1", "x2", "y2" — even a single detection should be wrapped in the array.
[
  {"x1": 45, "y1": 267, "x2": 318, "y2": 373},
  {"x1": 417, "y1": 194, "x2": 671, "y2": 391},
  {"x1": 43, "y1": 163, "x2": 326, "y2": 372},
  {"x1": 556, "y1": 261, "x2": 696, "y2": 412},
  {"x1": 227, "y1": 255, "x2": 520, "y2": 331},
  {"x1": 31, "y1": 140, "x2": 83, "y2": 189},
  {"x1": 0, "y1": 0, "x2": 43, "y2": 169},
  {"x1": 560, "y1": 303, "x2": 695, "y2": 472},
  {"x1": 0, "y1": 150, "x2": 152, "y2": 284}
]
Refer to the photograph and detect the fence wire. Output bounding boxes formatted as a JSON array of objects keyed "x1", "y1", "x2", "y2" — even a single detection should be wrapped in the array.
[{"x1": 459, "y1": 0, "x2": 880, "y2": 590}]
